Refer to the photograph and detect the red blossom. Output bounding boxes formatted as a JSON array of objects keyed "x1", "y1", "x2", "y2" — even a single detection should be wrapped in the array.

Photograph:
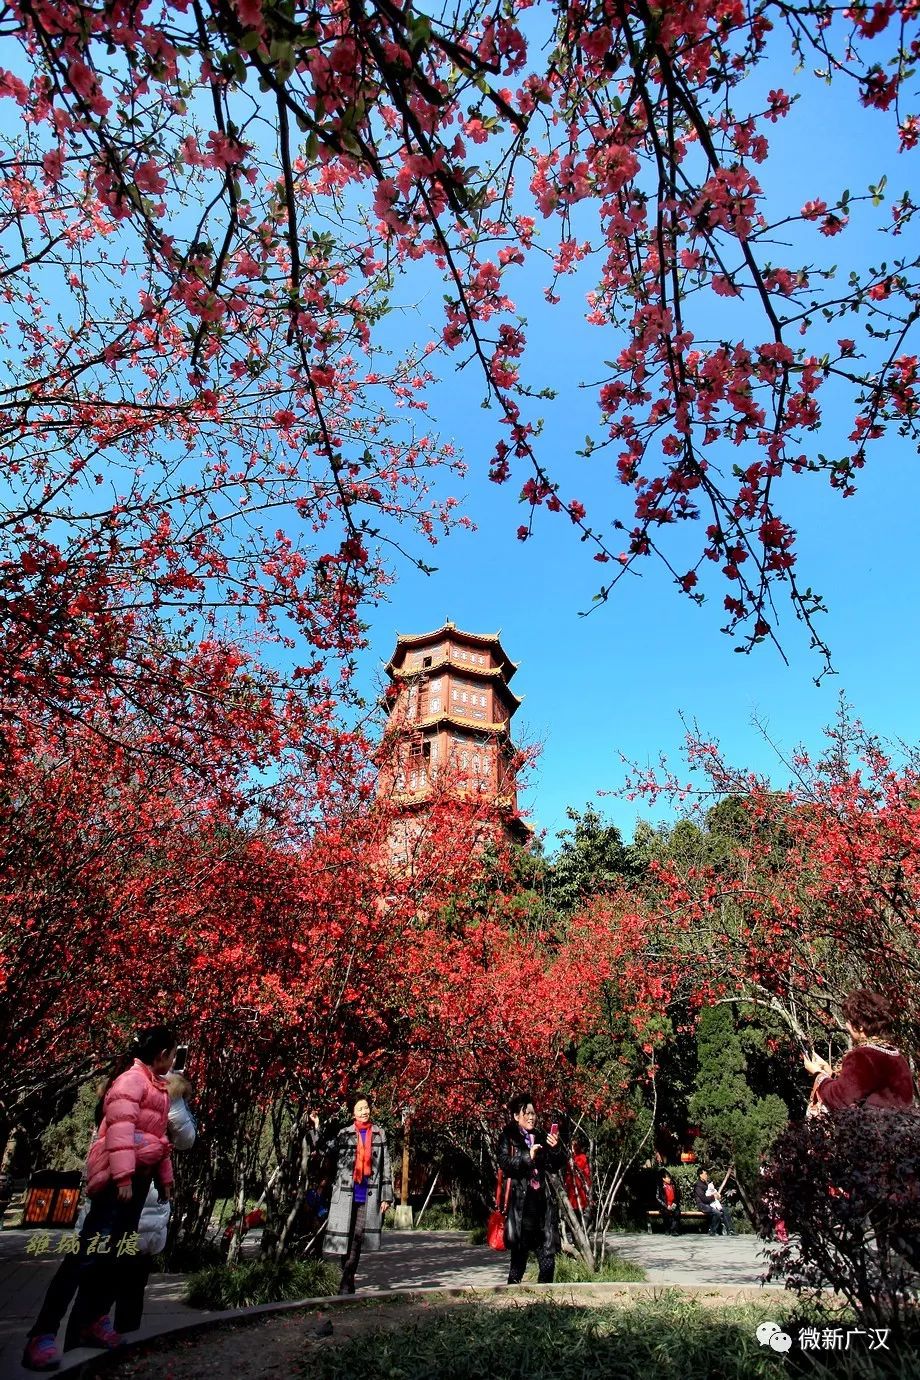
[{"x1": 0, "y1": 0, "x2": 914, "y2": 709}]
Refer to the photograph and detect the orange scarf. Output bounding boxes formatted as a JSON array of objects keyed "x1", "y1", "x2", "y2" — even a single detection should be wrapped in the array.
[{"x1": 353, "y1": 1121, "x2": 373, "y2": 1184}]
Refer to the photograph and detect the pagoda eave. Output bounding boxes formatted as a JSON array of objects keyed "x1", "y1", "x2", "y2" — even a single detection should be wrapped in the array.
[
  {"x1": 386, "y1": 622, "x2": 519, "y2": 680},
  {"x1": 395, "y1": 711, "x2": 516, "y2": 738}
]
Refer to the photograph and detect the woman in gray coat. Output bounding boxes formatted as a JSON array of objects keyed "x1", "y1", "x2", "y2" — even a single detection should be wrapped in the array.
[{"x1": 322, "y1": 1095, "x2": 393, "y2": 1294}]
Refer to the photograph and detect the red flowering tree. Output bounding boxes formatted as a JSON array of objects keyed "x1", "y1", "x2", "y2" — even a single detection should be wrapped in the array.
[
  {"x1": 0, "y1": 691, "x2": 355, "y2": 1142},
  {"x1": 0, "y1": 683, "x2": 531, "y2": 1251},
  {"x1": 0, "y1": 704, "x2": 232, "y2": 1145},
  {"x1": 370, "y1": 866, "x2": 682, "y2": 1266},
  {"x1": 1, "y1": 0, "x2": 917, "y2": 673},
  {"x1": 623, "y1": 708, "x2": 920, "y2": 1062}
]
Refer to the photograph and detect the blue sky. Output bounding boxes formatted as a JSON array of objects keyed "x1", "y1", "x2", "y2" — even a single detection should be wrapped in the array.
[
  {"x1": 355, "y1": 47, "x2": 920, "y2": 847},
  {"x1": 2, "y1": 20, "x2": 914, "y2": 849},
  {"x1": 359, "y1": 420, "x2": 920, "y2": 847}
]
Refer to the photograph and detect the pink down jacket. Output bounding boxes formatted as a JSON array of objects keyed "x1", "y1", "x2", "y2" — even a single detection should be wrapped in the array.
[{"x1": 85, "y1": 1060, "x2": 173, "y2": 1195}]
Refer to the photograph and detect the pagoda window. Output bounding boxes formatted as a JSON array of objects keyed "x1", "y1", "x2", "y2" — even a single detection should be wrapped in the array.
[{"x1": 423, "y1": 655, "x2": 432, "y2": 668}]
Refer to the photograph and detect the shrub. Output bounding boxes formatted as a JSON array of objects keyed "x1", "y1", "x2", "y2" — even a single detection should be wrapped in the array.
[
  {"x1": 537, "y1": 1251, "x2": 646, "y2": 1283},
  {"x1": 38, "y1": 1082, "x2": 98, "y2": 1172},
  {"x1": 301, "y1": 1296, "x2": 880, "y2": 1380},
  {"x1": 412, "y1": 1205, "x2": 479, "y2": 1231},
  {"x1": 761, "y1": 1109, "x2": 920, "y2": 1330},
  {"x1": 185, "y1": 1257, "x2": 339, "y2": 1309},
  {"x1": 662, "y1": 1161, "x2": 715, "y2": 1206}
]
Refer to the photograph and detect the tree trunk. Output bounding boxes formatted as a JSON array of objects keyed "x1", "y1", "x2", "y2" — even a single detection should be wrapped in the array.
[
  {"x1": 273, "y1": 1126, "x2": 312, "y2": 1260},
  {"x1": 414, "y1": 1169, "x2": 441, "y2": 1227},
  {"x1": 225, "y1": 1158, "x2": 249, "y2": 1266},
  {"x1": 550, "y1": 1176, "x2": 594, "y2": 1271}
]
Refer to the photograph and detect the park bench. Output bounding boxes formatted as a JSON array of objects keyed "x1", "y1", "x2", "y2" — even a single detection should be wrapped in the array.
[{"x1": 645, "y1": 1209, "x2": 709, "y2": 1233}]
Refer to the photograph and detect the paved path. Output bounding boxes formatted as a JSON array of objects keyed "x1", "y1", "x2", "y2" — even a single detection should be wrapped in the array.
[
  {"x1": 610, "y1": 1231, "x2": 773, "y2": 1288},
  {"x1": 355, "y1": 1230, "x2": 771, "y2": 1294},
  {"x1": 0, "y1": 1227, "x2": 771, "y2": 1379}
]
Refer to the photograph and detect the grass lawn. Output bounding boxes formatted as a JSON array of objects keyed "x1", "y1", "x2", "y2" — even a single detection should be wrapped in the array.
[
  {"x1": 100, "y1": 1291, "x2": 920, "y2": 1380},
  {"x1": 298, "y1": 1296, "x2": 920, "y2": 1380}
]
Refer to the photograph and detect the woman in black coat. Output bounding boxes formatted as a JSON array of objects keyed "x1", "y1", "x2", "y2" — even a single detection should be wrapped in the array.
[{"x1": 497, "y1": 1092, "x2": 564, "y2": 1284}]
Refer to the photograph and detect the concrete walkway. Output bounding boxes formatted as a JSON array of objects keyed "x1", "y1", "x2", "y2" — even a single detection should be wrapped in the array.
[
  {"x1": 0, "y1": 1227, "x2": 772, "y2": 1380},
  {"x1": 611, "y1": 1230, "x2": 774, "y2": 1288},
  {"x1": 355, "y1": 1229, "x2": 772, "y2": 1294}
]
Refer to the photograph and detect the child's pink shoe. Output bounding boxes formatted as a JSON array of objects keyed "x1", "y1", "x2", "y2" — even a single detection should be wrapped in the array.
[
  {"x1": 78, "y1": 1315, "x2": 124, "y2": 1350},
  {"x1": 21, "y1": 1334, "x2": 62, "y2": 1371}
]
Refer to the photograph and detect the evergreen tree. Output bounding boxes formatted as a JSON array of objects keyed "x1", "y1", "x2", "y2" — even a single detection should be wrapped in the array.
[
  {"x1": 549, "y1": 806, "x2": 635, "y2": 915},
  {"x1": 689, "y1": 1005, "x2": 787, "y2": 1190}
]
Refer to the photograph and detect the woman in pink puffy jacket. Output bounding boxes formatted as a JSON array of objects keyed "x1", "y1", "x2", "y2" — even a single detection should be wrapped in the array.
[{"x1": 23, "y1": 1024, "x2": 178, "y2": 1374}]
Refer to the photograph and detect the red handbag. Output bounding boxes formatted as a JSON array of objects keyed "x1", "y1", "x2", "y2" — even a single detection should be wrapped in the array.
[{"x1": 486, "y1": 1169, "x2": 511, "y2": 1251}]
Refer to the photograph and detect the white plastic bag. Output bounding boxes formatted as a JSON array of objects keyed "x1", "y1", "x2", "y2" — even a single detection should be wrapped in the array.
[{"x1": 138, "y1": 1193, "x2": 171, "y2": 1255}]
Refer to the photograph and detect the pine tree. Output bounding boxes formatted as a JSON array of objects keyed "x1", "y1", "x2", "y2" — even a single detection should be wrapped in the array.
[{"x1": 689, "y1": 1005, "x2": 787, "y2": 1190}]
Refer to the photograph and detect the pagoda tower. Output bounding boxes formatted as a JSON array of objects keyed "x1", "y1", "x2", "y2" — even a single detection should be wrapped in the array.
[{"x1": 379, "y1": 621, "x2": 529, "y2": 843}]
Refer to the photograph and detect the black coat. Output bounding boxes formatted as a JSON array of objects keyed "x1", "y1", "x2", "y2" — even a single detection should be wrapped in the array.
[
  {"x1": 655, "y1": 1179, "x2": 682, "y2": 1213},
  {"x1": 497, "y1": 1123, "x2": 564, "y2": 1254},
  {"x1": 693, "y1": 1178, "x2": 714, "y2": 1212}
]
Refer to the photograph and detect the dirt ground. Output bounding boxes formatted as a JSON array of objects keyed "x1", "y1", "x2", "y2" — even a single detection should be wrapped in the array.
[{"x1": 97, "y1": 1295, "x2": 481, "y2": 1380}]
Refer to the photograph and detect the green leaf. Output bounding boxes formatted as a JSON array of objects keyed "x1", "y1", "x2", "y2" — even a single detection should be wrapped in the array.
[{"x1": 407, "y1": 14, "x2": 432, "y2": 51}]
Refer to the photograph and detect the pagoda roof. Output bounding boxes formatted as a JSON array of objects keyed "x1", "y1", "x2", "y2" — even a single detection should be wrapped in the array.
[
  {"x1": 384, "y1": 708, "x2": 515, "y2": 739},
  {"x1": 386, "y1": 787, "x2": 533, "y2": 838},
  {"x1": 385, "y1": 621, "x2": 519, "y2": 680},
  {"x1": 386, "y1": 658, "x2": 523, "y2": 710}
]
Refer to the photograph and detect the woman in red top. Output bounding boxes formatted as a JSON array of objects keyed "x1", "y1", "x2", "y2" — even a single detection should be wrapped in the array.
[{"x1": 804, "y1": 990, "x2": 915, "y2": 1110}]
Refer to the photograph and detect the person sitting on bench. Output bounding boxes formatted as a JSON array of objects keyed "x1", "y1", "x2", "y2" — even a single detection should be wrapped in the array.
[
  {"x1": 693, "y1": 1169, "x2": 734, "y2": 1235},
  {"x1": 655, "y1": 1172, "x2": 681, "y2": 1234}
]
